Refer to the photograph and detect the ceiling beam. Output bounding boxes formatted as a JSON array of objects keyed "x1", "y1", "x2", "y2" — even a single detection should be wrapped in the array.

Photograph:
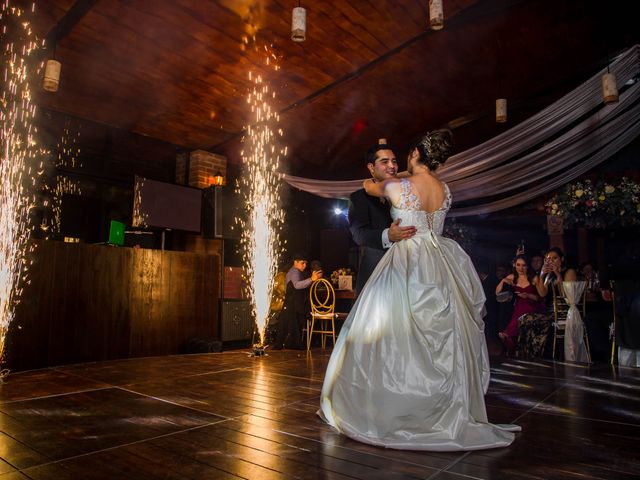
[{"x1": 44, "y1": 0, "x2": 100, "y2": 51}]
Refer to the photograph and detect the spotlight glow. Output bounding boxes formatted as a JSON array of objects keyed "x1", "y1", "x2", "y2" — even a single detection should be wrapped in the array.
[
  {"x1": 237, "y1": 71, "x2": 286, "y2": 346},
  {"x1": 0, "y1": 1, "x2": 42, "y2": 365}
]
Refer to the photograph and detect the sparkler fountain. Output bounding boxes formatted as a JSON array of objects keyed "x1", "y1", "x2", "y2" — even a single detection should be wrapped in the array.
[
  {"x1": 0, "y1": 1, "x2": 42, "y2": 372},
  {"x1": 237, "y1": 70, "x2": 286, "y2": 356}
]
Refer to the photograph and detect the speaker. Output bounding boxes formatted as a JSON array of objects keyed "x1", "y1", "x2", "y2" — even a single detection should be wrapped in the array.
[
  {"x1": 221, "y1": 300, "x2": 253, "y2": 341},
  {"x1": 201, "y1": 187, "x2": 223, "y2": 239}
]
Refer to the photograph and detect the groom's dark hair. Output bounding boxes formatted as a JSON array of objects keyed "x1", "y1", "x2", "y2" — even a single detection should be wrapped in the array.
[{"x1": 365, "y1": 143, "x2": 393, "y2": 166}]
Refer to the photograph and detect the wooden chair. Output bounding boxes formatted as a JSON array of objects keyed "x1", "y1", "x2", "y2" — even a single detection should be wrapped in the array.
[
  {"x1": 551, "y1": 281, "x2": 591, "y2": 362},
  {"x1": 307, "y1": 278, "x2": 337, "y2": 350}
]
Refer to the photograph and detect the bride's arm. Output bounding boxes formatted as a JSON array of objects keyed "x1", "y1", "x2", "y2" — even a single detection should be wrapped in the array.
[{"x1": 364, "y1": 178, "x2": 389, "y2": 198}]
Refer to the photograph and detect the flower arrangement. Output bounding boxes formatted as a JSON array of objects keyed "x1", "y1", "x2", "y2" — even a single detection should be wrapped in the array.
[
  {"x1": 330, "y1": 267, "x2": 353, "y2": 285},
  {"x1": 443, "y1": 218, "x2": 476, "y2": 247},
  {"x1": 545, "y1": 177, "x2": 640, "y2": 229}
]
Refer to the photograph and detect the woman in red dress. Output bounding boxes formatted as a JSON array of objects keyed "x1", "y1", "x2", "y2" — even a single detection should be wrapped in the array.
[{"x1": 496, "y1": 255, "x2": 545, "y2": 354}]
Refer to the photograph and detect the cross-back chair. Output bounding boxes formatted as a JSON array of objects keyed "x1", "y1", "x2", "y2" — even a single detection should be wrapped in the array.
[{"x1": 307, "y1": 278, "x2": 337, "y2": 350}]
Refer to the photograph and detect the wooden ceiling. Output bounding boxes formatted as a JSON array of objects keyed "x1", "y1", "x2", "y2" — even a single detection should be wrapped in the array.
[{"x1": 23, "y1": 0, "x2": 640, "y2": 179}]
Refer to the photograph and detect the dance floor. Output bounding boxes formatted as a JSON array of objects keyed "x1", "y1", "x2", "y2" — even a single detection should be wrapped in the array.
[{"x1": 0, "y1": 349, "x2": 639, "y2": 479}]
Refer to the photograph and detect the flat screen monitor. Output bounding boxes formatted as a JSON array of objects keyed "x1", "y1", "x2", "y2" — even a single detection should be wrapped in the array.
[
  {"x1": 132, "y1": 176, "x2": 202, "y2": 232},
  {"x1": 108, "y1": 220, "x2": 125, "y2": 246}
]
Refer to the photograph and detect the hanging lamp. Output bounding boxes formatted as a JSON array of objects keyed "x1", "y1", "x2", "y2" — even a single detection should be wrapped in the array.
[
  {"x1": 292, "y1": 2, "x2": 306, "y2": 42},
  {"x1": 43, "y1": 59, "x2": 61, "y2": 92},
  {"x1": 496, "y1": 98, "x2": 507, "y2": 123},
  {"x1": 43, "y1": 28, "x2": 61, "y2": 92},
  {"x1": 602, "y1": 50, "x2": 619, "y2": 104},
  {"x1": 429, "y1": 0, "x2": 444, "y2": 30}
]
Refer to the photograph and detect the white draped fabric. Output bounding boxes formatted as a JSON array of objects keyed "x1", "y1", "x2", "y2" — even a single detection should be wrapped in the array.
[
  {"x1": 562, "y1": 281, "x2": 590, "y2": 363},
  {"x1": 618, "y1": 347, "x2": 640, "y2": 367},
  {"x1": 283, "y1": 45, "x2": 640, "y2": 217}
]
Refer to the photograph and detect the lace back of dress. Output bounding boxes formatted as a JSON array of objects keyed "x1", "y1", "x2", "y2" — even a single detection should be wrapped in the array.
[
  {"x1": 396, "y1": 179, "x2": 451, "y2": 234},
  {"x1": 398, "y1": 179, "x2": 422, "y2": 211}
]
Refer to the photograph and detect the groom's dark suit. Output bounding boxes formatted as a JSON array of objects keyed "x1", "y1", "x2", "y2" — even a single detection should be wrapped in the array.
[{"x1": 349, "y1": 188, "x2": 392, "y2": 294}]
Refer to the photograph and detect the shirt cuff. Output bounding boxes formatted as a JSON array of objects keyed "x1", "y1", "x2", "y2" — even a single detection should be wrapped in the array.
[{"x1": 382, "y1": 228, "x2": 393, "y2": 249}]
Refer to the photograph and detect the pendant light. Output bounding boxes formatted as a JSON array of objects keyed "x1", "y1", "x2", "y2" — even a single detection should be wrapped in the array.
[
  {"x1": 43, "y1": 28, "x2": 61, "y2": 92},
  {"x1": 292, "y1": 2, "x2": 306, "y2": 42},
  {"x1": 429, "y1": 0, "x2": 444, "y2": 30},
  {"x1": 602, "y1": 50, "x2": 618, "y2": 104},
  {"x1": 495, "y1": 98, "x2": 507, "y2": 123}
]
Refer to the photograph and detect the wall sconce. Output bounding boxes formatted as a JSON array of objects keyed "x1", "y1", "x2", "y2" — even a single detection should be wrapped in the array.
[
  {"x1": 292, "y1": 3, "x2": 306, "y2": 42},
  {"x1": 495, "y1": 98, "x2": 507, "y2": 123},
  {"x1": 429, "y1": 0, "x2": 444, "y2": 30},
  {"x1": 210, "y1": 173, "x2": 226, "y2": 187}
]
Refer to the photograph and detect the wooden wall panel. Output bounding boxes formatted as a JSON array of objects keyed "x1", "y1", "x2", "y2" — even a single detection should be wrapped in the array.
[{"x1": 6, "y1": 241, "x2": 220, "y2": 371}]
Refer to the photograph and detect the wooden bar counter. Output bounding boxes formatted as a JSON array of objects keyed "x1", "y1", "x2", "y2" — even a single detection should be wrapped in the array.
[{"x1": 5, "y1": 240, "x2": 221, "y2": 371}]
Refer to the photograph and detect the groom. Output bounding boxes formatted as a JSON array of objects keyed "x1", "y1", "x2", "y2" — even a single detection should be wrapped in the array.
[{"x1": 349, "y1": 139, "x2": 416, "y2": 294}]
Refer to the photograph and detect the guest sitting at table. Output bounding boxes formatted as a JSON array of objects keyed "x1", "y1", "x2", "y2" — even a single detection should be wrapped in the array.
[
  {"x1": 579, "y1": 261, "x2": 601, "y2": 295},
  {"x1": 310, "y1": 259, "x2": 323, "y2": 274},
  {"x1": 496, "y1": 255, "x2": 545, "y2": 354},
  {"x1": 530, "y1": 253, "x2": 544, "y2": 277},
  {"x1": 516, "y1": 247, "x2": 577, "y2": 358}
]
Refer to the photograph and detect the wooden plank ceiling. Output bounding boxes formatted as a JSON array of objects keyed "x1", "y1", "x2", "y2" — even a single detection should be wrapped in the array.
[{"x1": 24, "y1": 0, "x2": 640, "y2": 179}]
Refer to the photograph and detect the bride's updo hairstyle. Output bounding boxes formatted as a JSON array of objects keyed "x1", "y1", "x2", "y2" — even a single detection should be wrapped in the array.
[{"x1": 412, "y1": 129, "x2": 453, "y2": 170}]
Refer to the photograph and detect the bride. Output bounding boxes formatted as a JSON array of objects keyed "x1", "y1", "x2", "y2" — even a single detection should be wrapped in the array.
[{"x1": 318, "y1": 130, "x2": 519, "y2": 451}]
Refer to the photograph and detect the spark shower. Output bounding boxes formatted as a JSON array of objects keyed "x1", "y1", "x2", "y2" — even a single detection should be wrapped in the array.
[
  {"x1": 237, "y1": 69, "x2": 286, "y2": 347},
  {"x1": 0, "y1": 1, "x2": 41, "y2": 365}
]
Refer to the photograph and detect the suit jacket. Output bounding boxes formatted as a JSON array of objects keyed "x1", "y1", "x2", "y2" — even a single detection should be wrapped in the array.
[{"x1": 349, "y1": 188, "x2": 392, "y2": 294}]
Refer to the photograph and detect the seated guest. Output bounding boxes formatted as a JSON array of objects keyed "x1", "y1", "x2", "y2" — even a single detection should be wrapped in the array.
[
  {"x1": 516, "y1": 247, "x2": 576, "y2": 358},
  {"x1": 496, "y1": 255, "x2": 545, "y2": 354},
  {"x1": 530, "y1": 254, "x2": 544, "y2": 277},
  {"x1": 579, "y1": 261, "x2": 601, "y2": 295},
  {"x1": 310, "y1": 259, "x2": 323, "y2": 273},
  {"x1": 273, "y1": 253, "x2": 322, "y2": 350}
]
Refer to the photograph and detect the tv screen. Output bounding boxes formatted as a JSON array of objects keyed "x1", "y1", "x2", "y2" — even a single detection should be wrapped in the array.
[
  {"x1": 132, "y1": 176, "x2": 202, "y2": 232},
  {"x1": 108, "y1": 220, "x2": 125, "y2": 246}
]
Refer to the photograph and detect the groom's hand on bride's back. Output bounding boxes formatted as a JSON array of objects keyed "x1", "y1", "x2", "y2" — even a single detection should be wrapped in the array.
[{"x1": 389, "y1": 219, "x2": 416, "y2": 242}]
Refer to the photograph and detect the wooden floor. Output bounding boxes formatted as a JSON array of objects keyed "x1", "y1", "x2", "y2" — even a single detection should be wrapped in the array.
[{"x1": 0, "y1": 349, "x2": 639, "y2": 479}]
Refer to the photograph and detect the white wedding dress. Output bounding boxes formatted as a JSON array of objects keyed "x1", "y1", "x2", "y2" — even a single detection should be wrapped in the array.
[{"x1": 318, "y1": 179, "x2": 519, "y2": 451}]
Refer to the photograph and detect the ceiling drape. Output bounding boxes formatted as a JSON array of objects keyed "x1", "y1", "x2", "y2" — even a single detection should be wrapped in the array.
[{"x1": 283, "y1": 45, "x2": 640, "y2": 217}]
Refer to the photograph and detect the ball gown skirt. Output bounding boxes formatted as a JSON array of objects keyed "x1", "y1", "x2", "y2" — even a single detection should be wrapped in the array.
[{"x1": 318, "y1": 230, "x2": 519, "y2": 451}]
